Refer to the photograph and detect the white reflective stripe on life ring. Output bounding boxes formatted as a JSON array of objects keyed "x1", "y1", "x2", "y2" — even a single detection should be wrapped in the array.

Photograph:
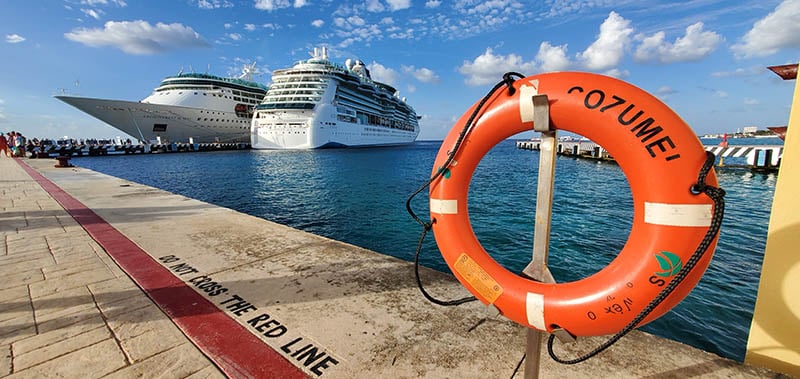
[
  {"x1": 430, "y1": 198, "x2": 458, "y2": 215},
  {"x1": 518, "y1": 81, "x2": 539, "y2": 124},
  {"x1": 526, "y1": 292, "x2": 546, "y2": 330}
]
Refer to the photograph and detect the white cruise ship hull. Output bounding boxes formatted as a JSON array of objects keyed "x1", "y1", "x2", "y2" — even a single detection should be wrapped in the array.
[
  {"x1": 251, "y1": 123, "x2": 418, "y2": 149},
  {"x1": 251, "y1": 106, "x2": 418, "y2": 149},
  {"x1": 57, "y1": 96, "x2": 251, "y2": 144}
]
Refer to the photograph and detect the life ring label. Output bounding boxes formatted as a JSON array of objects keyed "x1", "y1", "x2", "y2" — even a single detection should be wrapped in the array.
[
  {"x1": 644, "y1": 202, "x2": 712, "y2": 227},
  {"x1": 453, "y1": 253, "x2": 503, "y2": 304}
]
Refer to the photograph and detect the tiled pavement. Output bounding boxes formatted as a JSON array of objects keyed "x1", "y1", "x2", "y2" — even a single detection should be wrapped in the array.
[{"x1": 0, "y1": 156, "x2": 224, "y2": 378}]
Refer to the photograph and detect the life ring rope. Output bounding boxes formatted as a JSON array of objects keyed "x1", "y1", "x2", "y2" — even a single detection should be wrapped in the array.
[
  {"x1": 548, "y1": 150, "x2": 725, "y2": 364},
  {"x1": 405, "y1": 72, "x2": 524, "y2": 307}
]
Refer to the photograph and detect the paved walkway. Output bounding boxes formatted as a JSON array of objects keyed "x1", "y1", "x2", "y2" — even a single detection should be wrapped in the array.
[
  {"x1": 0, "y1": 155, "x2": 785, "y2": 378},
  {"x1": 0, "y1": 156, "x2": 225, "y2": 377}
]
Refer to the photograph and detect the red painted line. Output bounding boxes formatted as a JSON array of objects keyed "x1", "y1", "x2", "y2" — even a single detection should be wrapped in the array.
[{"x1": 17, "y1": 160, "x2": 307, "y2": 379}]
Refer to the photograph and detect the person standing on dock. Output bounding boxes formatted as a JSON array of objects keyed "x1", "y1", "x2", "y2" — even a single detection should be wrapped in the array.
[
  {"x1": 14, "y1": 132, "x2": 26, "y2": 157},
  {"x1": 7, "y1": 132, "x2": 16, "y2": 157},
  {"x1": 0, "y1": 133, "x2": 8, "y2": 157}
]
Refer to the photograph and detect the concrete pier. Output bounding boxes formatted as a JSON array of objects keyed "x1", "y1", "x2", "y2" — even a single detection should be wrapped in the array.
[{"x1": 0, "y1": 156, "x2": 784, "y2": 378}]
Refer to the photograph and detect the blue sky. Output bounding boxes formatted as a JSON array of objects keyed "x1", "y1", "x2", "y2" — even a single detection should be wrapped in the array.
[{"x1": 1, "y1": 0, "x2": 799, "y2": 141}]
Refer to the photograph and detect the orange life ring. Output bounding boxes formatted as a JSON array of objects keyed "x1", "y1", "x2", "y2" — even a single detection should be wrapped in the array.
[{"x1": 429, "y1": 72, "x2": 719, "y2": 337}]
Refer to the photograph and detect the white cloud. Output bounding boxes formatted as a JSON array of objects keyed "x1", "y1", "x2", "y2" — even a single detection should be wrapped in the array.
[
  {"x1": 744, "y1": 98, "x2": 760, "y2": 105},
  {"x1": 602, "y1": 68, "x2": 629, "y2": 78},
  {"x1": 716, "y1": 90, "x2": 728, "y2": 98},
  {"x1": 425, "y1": 0, "x2": 441, "y2": 8},
  {"x1": 224, "y1": 23, "x2": 233, "y2": 29},
  {"x1": 654, "y1": 86, "x2": 675, "y2": 99},
  {"x1": 330, "y1": 0, "x2": 528, "y2": 43},
  {"x1": 732, "y1": 0, "x2": 800, "y2": 58},
  {"x1": 244, "y1": 24, "x2": 256, "y2": 31},
  {"x1": 348, "y1": 15, "x2": 366, "y2": 27},
  {"x1": 578, "y1": 12, "x2": 633, "y2": 71},
  {"x1": 197, "y1": 0, "x2": 233, "y2": 9},
  {"x1": 458, "y1": 48, "x2": 537, "y2": 86},
  {"x1": 311, "y1": 19, "x2": 324, "y2": 28},
  {"x1": 366, "y1": 0, "x2": 384, "y2": 12},
  {"x1": 81, "y1": 8, "x2": 103, "y2": 19},
  {"x1": 64, "y1": 20, "x2": 211, "y2": 55},
  {"x1": 339, "y1": 38, "x2": 355, "y2": 48},
  {"x1": 80, "y1": 0, "x2": 126, "y2": 6},
  {"x1": 402, "y1": 65, "x2": 440, "y2": 83},
  {"x1": 254, "y1": 0, "x2": 308, "y2": 11},
  {"x1": 332, "y1": 14, "x2": 383, "y2": 46},
  {"x1": 228, "y1": 33, "x2": 242, "y2": 41},
  {"x1": 368, "y1": 62, "x2": 399, "y2": 85},
  {"x1": 634, "y1": 22, "x2": 722, "y2": 63},
  {"x1": 5, "y1": 34, "x2": 25, "y2": 43},
  {"x1": 711, "y1": 66, "x2": 762, "y2": 77},
  {"x1": 386, "y1": 0, "x2": 411, "y2": 11},
  {"x1": 541, "y1": 0, "x2": 615, "y2": 18},
  {"x1": 536, "y1": 42, "x2": 571, "y2": 72}
]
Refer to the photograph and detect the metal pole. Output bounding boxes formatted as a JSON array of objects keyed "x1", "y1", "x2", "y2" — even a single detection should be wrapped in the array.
[{"x1": 521, "y1": 94, "x2": 557, "y2": 379}]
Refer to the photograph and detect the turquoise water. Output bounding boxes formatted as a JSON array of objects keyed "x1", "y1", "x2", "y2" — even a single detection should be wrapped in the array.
[{"x1": 70, "y1": 137, "x2": 780, "y2": 361}]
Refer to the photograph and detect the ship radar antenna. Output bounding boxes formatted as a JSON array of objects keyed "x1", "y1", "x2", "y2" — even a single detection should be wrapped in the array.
[{"x1": 239, "y1": 61, "x2": 258, "y2": 81}]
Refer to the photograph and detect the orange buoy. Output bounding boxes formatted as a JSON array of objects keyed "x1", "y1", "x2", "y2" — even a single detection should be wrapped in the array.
[{"x1": 429, "y1": 72, "x2": 719, "y2": 336}]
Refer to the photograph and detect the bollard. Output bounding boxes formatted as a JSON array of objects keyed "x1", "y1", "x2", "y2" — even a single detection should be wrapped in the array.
[{"x1": 54, "y1": 156, "x2": 73, "y2": 168}]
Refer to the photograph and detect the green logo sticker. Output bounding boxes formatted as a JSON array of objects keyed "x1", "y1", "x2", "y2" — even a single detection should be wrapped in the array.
[
  {"x1": 654, "y1": 251, "x2": 683, "y2": 277},
  {"x1": 437, "y1": 166, "x2": 451, "y2": 179}
]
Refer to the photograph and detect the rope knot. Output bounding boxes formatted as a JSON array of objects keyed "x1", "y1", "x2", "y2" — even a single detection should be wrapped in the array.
[{"x1": 502, "y1": 72, "x2": 525, "y2": 96}]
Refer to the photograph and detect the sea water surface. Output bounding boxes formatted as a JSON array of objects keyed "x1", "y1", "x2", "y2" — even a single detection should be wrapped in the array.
[{"x1": 70, "y1": 137, "x2": 779, "y2": 361}]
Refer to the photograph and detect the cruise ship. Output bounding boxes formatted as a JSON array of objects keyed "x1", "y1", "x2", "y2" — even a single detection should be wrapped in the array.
[
  {"x1": 56, "y1": 64, "x2": 268, "y2": 144},
  {"x1": 251, "y1": 47, "x2": 420, "y2": 149}
]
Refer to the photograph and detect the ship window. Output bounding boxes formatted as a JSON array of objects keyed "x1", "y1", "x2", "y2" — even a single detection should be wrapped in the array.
[{"x1": 153, "y1": 124, "x2": 167, "y2": 132}]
